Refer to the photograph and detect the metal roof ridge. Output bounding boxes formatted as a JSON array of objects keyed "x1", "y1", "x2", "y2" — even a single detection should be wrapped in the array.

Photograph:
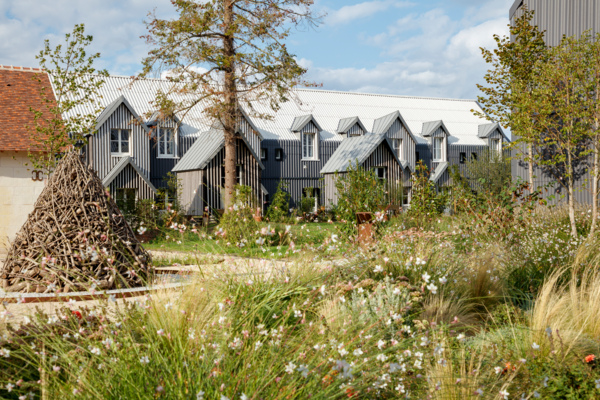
[{"x1": 293, "y1": 88, "x2": 478, "y2": 103}]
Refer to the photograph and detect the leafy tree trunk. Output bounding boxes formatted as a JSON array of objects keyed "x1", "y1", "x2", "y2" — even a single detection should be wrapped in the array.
[
  {"x1": 222, "y1": 0, "x2": 237, "y2": 209},
  {"x1": 567, "y1": 149, "x2": 578, "y2": 237},
  {"x1": 591, "y1": 130, "x2": 599, "y2": 235}
]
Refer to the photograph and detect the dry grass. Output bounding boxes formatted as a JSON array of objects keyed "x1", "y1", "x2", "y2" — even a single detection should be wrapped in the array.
[{"x1": 530, "y1": 264, "x2": 600, "y2": 356}]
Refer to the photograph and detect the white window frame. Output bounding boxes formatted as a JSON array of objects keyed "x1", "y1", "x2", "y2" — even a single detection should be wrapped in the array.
[
  {"x1": 490, "y1": 138, "x2": 501, "y2": 154},
  {"x1": 393, "y1": 138, "x2": 403, "y2": 160},
  {"x1": 302, "y1": 132, "x2": 316, "y2": 160},
  {"x1": 157, "y1": 126, "x2": 177, "y2": 158},
  {"x1": 433, "y1": 137, "x2": 444, "y2": 162},
  {"x1": 373, "y1": 167, "x2": 387, "y2": 180},
  {"x1": 110, "y1": 129, "x2": 131, "y2": 156}
]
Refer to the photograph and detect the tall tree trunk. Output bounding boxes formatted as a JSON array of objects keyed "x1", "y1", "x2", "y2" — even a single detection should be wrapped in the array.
[
  {"x1": 222, "y1": 0, "x2": 237, "y2": 210},
  {"x1": 567, "y1": 150, "x2": 578, "y2": 237},
  {"x1": 591, "y1": 135, "x2": 599, "y2": 235},
  {"x1": 528, "y1": 143, "x2": 535, "y2": 191}
]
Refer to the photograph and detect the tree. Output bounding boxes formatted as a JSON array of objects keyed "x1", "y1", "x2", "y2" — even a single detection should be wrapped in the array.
[
  {"x1": 582, "y1": 34, "x2": 600, "y2": 234},
  {"x1": 532, "y1": 35, "x2": 596, "y2": 237},
  {"x1": 475, "y1": 8, "x2": 548, "y2": 190},
  {"x1": 29, "y1": 24, "x2": 108, "y2": 175},
  {"x1": 142, "y1": 0, "x2": 321, "y2": 209}
]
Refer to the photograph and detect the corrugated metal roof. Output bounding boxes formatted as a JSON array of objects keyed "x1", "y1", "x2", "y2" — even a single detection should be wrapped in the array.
[
  {"x1": 102, "y1": 156, "x2": 157, "y2": 193},
  {"x1": 320, "y1": 134, "x2": 387, "y2": 174},
  {"x1": 336, "y1": 116, "x2": 364, "y2": 134},
  {"x1": 173, "y1": 128, "x2": 265, "y2": 173},
  {"x1": 172, "y1": 128, "x2": 225, "y2": 172},
  {"x1": 421, "y1": 120, "x2": 443, "y2": 137},
  {"x1": 478, "y1": 122, "x2": 500, "y2": 138},
  {"x1": 430, "y1": 162, "x2": 448, "y2": 183},
  {"x1": 58, "y1": 74, "x2": 500, "y2": 145}
]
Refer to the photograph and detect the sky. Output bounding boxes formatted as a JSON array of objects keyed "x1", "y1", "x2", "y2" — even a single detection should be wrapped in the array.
[{"x1": 0, "y1": 0, "x2": 515, "y2": 100}]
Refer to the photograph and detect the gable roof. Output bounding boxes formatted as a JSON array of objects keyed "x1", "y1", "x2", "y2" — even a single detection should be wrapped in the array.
[
  {"x1": 102, "y1": 156, "x2": 157, "y2": 194},
  {"x1": 430, "y1": 161, "x2": 448, "y2": 183},
  {"x1": 0, "y1": 65, "x2": 58, "y2": 152},
  {"x1": 290, "y1": 114, "x2": 322, "y2": 132},
  {"x1": 173, "y1": 128, "x2": 265, "y2": 173},
  {"x1": 372, "y1": 111, "x2": 419, "y2": 143},
  {"x1": 320, "y1": 134, "x2": 401, "y2": 174},
  {"x1": 95, "y1": 95, "x2": 150, "y2": 134},
  {"x1": 421, "y1": 120, "x2": 451, "y2": 137},
  {"x1": 336, "y1": 116, "x2": 366, "y2": 134}
]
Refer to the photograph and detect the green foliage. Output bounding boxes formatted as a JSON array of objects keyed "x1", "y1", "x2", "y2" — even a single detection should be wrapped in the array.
[
  {"x1": 300, "y1": 187, "x2": 316, "y2": 214},
  {"x1": 407, "y1": 161, "x2": 447, "y2": 220},
  {"x1": 218, "y1": 184, "x2": 261, "y2": 244},
  {"x1": 29, "y1": 23, "x2": 108, "y2": 174},
  {"x1": 333, "y1": 162, "x2": 387, "y2": 228},
  {"x1": 266, "y1": 180, "x2": 291, "y2": 223},
  {"x1": 142, "y1": 0, "x2": 321, "y2": 207}
]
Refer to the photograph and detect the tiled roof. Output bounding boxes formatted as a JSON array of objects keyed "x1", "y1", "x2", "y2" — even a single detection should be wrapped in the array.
[{"x1": 0, "y1": 66, "x2": 57, "y2": 152}]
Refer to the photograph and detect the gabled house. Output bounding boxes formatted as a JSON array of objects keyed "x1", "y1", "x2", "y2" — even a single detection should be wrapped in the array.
[{"x1": 321, "y1": 134, "x2": 403, "y2": 205}]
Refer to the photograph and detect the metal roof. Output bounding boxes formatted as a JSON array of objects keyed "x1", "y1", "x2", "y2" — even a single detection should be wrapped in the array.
[
  {"x1": 478, "y1": 122, "x2": 500, "y2": 138},
  {"x1": 172, "y1": 128, "x2": 265, "y2": 173},
  {"x1": 336, "y1": 116, "x2": 366, "y2": 134},
  {"x1": 421, "y1": 120, "x2": 444, "y2": 137},
  {"x1": 430, "y1": 162, "x2": 448, "y2": 183},
  {"x1": 102, "y1": 156, "x2": 157, "y2": 194},
  {"x1": 320, "y1": 134, "x2": 400, "y2": 174},
  {"x1": 57, "y1": 74, "x2": 500, "y2": 145}
]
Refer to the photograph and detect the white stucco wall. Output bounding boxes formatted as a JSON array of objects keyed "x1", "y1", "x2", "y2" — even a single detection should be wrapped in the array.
[{"x1": 0, "y1": 152, "x2": 45, "y2": 254}]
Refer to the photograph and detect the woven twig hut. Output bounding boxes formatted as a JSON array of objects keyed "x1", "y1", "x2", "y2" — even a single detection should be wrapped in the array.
[{"x1": 1, "y1": 151, "x2": 150, "y2": 293}]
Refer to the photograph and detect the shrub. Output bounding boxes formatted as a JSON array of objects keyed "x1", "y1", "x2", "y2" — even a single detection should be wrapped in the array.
[
  {"x1": 218, "y1": 185, "x2": 261, "y2": 245},
  {"x1": 333, "y1": 162, "x2": 388, "y2": 233},
  {"x1": 266, "y1": 180, "x2": 291, "y2": 223},
  {"x1": 408, "y1": 161, "x2": 447, "y2": 221}
]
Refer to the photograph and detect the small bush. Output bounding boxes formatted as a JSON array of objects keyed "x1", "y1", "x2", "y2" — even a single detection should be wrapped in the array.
[
  {"x1": 266, "y1": 180, "x2": 291, "y2": 223},
  {"x1": 408, "y1": 161, "x2": 447, "y2": 221}
]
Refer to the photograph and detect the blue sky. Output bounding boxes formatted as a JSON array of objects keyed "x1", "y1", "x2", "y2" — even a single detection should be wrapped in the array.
[{"x1": 0, "y1": 0, "x2": 514, "y2": 99}]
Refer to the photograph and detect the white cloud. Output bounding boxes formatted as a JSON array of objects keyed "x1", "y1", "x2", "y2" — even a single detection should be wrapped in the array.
[
  {"x1": 304, "y1": 7, "x2": 511, "y2": 99},
  {"x1": 326, "y1": 1, "x2": 413, "y2": 26}
]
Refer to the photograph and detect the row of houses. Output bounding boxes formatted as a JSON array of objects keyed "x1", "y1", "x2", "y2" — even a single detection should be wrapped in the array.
[{"x1": 0, "y1": 65, "x2": 507, "y2": 253}]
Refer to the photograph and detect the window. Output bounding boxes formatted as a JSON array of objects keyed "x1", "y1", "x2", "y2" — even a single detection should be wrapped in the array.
[
  {"x1": 115, "y1": 188, "x2": 136, "y2": 215},
  {"x1": 158, "y1": 126, "x2": 176, "y2": 158},
  {"x1": 403, "y1": 187, "x2": 411, "y2": 205},
  {"x1": 236, "y1": 164, "x2": 243, "y2": 185},
  {"x1": 490, "y1": 138, "x2": 501, "y2": 154},
  {"x1": 373, "y1": 167, "x2": 387, "y2": 180},
  {"x1": 433, "y1": 137, "x2": 443, "y2": 161},
  {"x1": 392, "y1": 138, "x2": 403, "y2": 160},
  {"x1": 459, "y1": 152, "x2": 466, "y2": 164},
  {"x1": 416, "y1": 151, "x2": 420, "y2": 162},
  {"x1": 471, "y1": 152, "x2": 478, "y2": 161},
  {"x1": 261, "y1": 148, "x2": 268, "y2": 161},
  {"x1": 110, "y1": 129, "x2": 130, "y2": 155},
  {"x1": 302, "y1": 132, "x2": 315, "y2": 159},
  {"x1": 275, "y1": 148, "x2": 283, "y2": 161}
]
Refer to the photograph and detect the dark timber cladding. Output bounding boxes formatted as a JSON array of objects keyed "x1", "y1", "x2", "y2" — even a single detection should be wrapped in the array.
[
  {"x1": 178, "y1": 137, "x2": 262, "y2": 215},
  {"x1": 261, "y1": 139, "x2": 339, "y2": 208},
  {"x1": 86, "y1": 102, "x2": 153, "y2": 200},
  {"x1": 510, "y1": 0, "x2": 600, "y2": 46}
]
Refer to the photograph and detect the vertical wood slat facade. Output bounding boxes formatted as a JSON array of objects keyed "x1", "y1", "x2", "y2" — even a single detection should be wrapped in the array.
[
  {"x1": 323, "y1": 141, "x2": 402, "y2": 206},
  {"x1": 261, "y1": 139, "x2": 339, "y2": 207},
  {"x1": 86, "y1": 103, "x2": 153, "y2": 200},
  {"x1": 179, "y1": 137, "x2": 262, "y2": 215},
  {"x1": 385, "y1": 119, "x2": 416, "y2": 172}
]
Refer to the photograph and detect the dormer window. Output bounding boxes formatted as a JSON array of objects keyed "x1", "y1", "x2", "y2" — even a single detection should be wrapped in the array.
[
  {"x1": 392, "y1": 138, "x2": 403, "y2": 160},
  {"x1": 302, "y1": 132, "x2": 316, "y2": 160},
  {"x1": 433, "y1": 137, "x2": 444, "y2": 161},
  {"x1": 111, "y1": 129, "x2": 130, "y2": 156},
  {"x1": 158, "y1": 126, "x2": 176, "y2": 158}
]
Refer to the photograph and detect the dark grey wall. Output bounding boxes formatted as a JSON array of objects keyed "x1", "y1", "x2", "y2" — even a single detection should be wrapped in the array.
[
  {"x1": 150, "y1": 133, "x2": 196, "y2": 189},
  {"x1": 261, "y1": 139, "x2": 339, "y2": 207}
]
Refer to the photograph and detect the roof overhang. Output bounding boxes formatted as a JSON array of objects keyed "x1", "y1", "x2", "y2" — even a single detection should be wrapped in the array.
[{"x1": 102, "y1": 156, "x2": 157, "y2": 194}]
